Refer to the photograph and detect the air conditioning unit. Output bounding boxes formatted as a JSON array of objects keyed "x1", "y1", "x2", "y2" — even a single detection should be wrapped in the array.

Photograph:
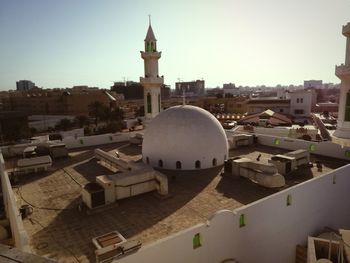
[{"x1": 82, "y1": 182, "x2": 105, "y2": 209}]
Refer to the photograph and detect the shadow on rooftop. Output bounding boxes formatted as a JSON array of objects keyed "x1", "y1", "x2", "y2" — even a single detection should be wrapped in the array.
[
  {"x1": 117, "y1": 144, "x2": 142, "y2": 157},
  {"x1": 27, "y1": 165, "x2": 222, "y2": 262},
  {"x1": 72, "y1": 158, "x2": 115, "y2": 183},
  {"x1": 216, "y1": 175, "x2": 278, "y2": 205}
]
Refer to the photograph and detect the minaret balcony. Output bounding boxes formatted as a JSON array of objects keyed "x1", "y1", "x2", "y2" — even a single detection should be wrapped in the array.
[
  {"x1": 343, "y1": 22, "x2": 350, "y2": 37},
  {"x1": 335, "y1": 64, "x2": 350, "y2": 80},
  {"x1": 140, "y1": 76, "x2": 164, "y2": 85},
  {"x1": 141, "y1": 51, "x2": 161, "y2": 59}
]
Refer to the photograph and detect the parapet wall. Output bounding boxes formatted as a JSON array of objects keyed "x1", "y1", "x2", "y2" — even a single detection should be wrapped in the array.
[
  {"x1": 115, "y1": 164, "x2": 350, "y2": 263},
  {"x1": 0, "y1": 153, "x2": 29, "y2": 252},
  {"x1": 256, "y1": 134, "x2": 350, "y2": 160},
  {"x1": 62, "y1": 132, "x2": 137, "y2": 149},
  {"x1": 0, "y1": 131, "x2": 138, "y2": 157}
]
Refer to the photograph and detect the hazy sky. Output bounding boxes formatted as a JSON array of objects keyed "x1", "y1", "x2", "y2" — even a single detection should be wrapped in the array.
[{"x1": 0, "y1": 0, "x2": 349, "y2": 90}]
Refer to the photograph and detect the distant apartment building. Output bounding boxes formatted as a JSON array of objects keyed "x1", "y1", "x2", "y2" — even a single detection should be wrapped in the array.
[
  {"x1": 1, "y1": 87, "x2": 120, "y2": 116},
  {"x1": 246, "y1": 89, "x2": 313, "y2": 118},
  {"x1": 16, "y1": 80, "x2": 35, "y2": 91},
  {"x1": 111, "y1": 81, "x2": 170, "y2": 100},
  {"x1": 304, "y1": 80, "x2": 323, "y2": 89},
  {"x1": 223, "y1": 83, "x2": 240, "y2": 96},
  {"x1": 111, "y1": 81, "x2": 143, "y2": 100},
  {"x1": 175, "y1": 80, "x2": 205, "y2": 96}
]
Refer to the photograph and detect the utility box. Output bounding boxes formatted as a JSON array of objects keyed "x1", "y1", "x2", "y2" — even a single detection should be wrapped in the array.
[{"x1": 82, "y1": 183, "x2": 106, "y2": 209}]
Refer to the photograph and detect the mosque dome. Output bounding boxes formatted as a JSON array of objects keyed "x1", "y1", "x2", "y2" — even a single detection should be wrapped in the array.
[{"x1": 142, "y1": 105, "x2": 229, "y2": 170}]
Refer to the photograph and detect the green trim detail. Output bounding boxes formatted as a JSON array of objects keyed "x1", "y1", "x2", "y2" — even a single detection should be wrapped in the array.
[
  {"x1": 239, "y1": 214, "x2": 246, "y2": 227},
  {"x1": 193, "y1": 233, "x2": 202, "y2": 249},
  {"x1": 309, "y1": 144, "x2": 316, "y2": 152},
  {"x1": 345, "y1": 150, "x2": 350, "y2": 158},
  {"x1": 274, "y1": 138, "x2": 280, "y2": 145},
  {"x1": 80, "y1": 139, "x2": 84, "y2": 145}
]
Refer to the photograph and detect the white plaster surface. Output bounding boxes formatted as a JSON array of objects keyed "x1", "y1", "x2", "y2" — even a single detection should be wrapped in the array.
[
  {"x1": 142, "y1": 105, "x2": 229, "y2": 170},
  {"x1": 115, "y1": 164, "x2": 350, "y2": 263}
]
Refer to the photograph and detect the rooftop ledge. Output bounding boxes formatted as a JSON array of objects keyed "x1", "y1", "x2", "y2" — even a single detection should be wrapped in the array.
[
  {"x1": 335, "y1": 64, "x2": 350, "y2": 79},
  {"x1": 343, "y1": 22, "x2": 350, "y2": 36}
]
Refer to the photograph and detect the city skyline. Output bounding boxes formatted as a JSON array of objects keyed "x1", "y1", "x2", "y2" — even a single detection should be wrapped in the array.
[{"x1": 0, "y1": 0, "x2": 349, "y2": 91}]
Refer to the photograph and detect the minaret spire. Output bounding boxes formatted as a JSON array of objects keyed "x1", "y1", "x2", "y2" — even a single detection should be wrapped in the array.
[{"x1": 148, "y1": 14, "x2": 151, "y2": 26}]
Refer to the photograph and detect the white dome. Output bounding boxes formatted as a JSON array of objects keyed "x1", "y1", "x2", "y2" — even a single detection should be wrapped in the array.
[{"x1": 142, "y1": 105, "x2": 229, "y2": 170}]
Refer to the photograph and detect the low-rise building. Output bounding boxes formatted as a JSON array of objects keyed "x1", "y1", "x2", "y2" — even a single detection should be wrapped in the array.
[
  {"x1": 175, "y1": 80, "x2": 205, "y2": 96},
  {"x1": 1, "y1": 87, "x2": 120, "y2": 116}
]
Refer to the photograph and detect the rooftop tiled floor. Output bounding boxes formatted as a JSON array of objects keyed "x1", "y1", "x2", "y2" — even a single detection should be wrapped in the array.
[{"x1": 10, "y1": 143, "x2": 347, "y2": 262}]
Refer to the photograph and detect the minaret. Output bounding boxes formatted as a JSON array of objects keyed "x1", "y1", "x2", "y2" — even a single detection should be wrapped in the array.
[
  {"x1": 140, "y1": 17, "x2": 164, "y2": 120},
  {"x1": 334, "y1": 22, "x2": 350, "y2": 139}
]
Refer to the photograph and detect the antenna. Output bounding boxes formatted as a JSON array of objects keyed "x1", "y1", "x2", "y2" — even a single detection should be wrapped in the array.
[{"x1": 148, "y1": 14, "x2": 151, "y2": 26}]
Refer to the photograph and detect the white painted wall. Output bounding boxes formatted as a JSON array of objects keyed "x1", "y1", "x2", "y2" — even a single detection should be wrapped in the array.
[
  {"x1": 0, "y1": 153, "x2": 30, "y2": 252},
  {"x1": 62, "y1": 132, "x2": 137, "y2": 149},
  {"x1": 114, "y1": 164, "x2": 350, "y2": 263},
  {"x1": 256, "y1": 134, "x2": 350, "y2": 161},
  {"x1": 290, "y1": 90, "x2": 312, "y2": 117}
]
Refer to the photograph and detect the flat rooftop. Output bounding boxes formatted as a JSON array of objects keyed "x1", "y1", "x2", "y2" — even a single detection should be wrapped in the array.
[{"x1": 8, "y1": 142, "x2": 347, "y2": 262}]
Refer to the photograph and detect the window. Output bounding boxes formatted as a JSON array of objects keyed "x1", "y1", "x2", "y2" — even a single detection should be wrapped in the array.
[
  {"x1": 345, "y1": 93, "x2": 350, "y2": 121},
  {"x1": 193, "y1": 233, "x2": 202, "y2": 249},
  {"x1": 146, "y1": 157, "x2": 150, "y2": 164},
  {"x1": 158, "y1": 160, "x2": 163, "y2": 168},
  {"x1": 195, "y1": 160, "x2": 201, "y2": 169},
  {"x1": 279, "y1": 109, "x2": 283, "y2": 113},
  {"x1": 212, "y1": 158, "x2": 217, "y2": 166},
  {"x1": 301, "y1": 98, "x2": 304, "y2": 103},
  {"x1": 176, "y1": 161, "x2": 182, "y2": 169},
  {"x1": 158, "y1": 94, "x2": 161, "y2": 112},
  {"x1": 297, "y1": 98, "x2": 299, "y2": 103},
  {"x1": 147, "y1": 93, "x2": 152, "y2": 113},
  {"x1": 286, "y1": 194, "x2": 292, "y2": 206},
  {"x1": 239, "y1": 214, "x2": 246, "y2": 227}
]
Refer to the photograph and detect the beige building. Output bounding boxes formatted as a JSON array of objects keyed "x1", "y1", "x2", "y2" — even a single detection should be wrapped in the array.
[{"x1": 0, "y1": 87, "x2": 120, "y2": 116}]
